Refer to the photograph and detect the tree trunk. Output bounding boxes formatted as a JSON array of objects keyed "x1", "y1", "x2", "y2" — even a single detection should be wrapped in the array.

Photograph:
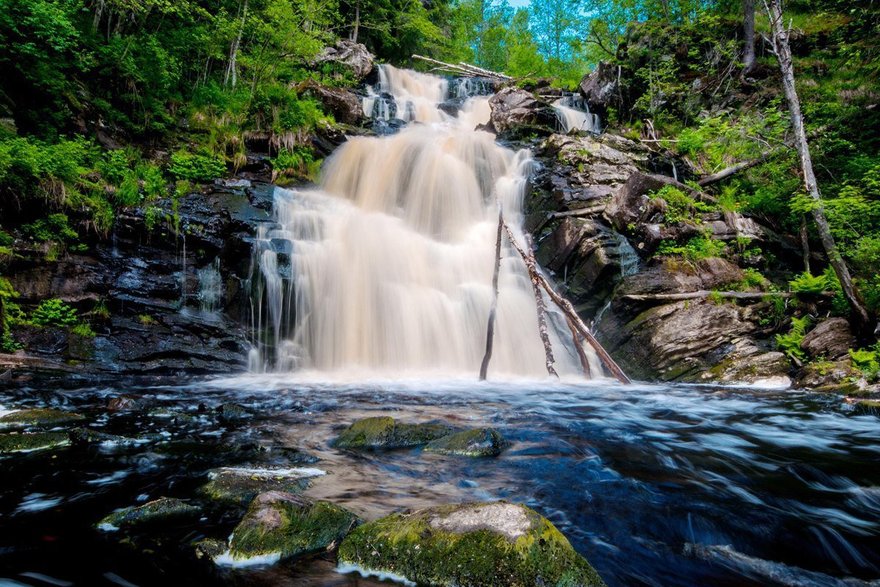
[
  {"x1": 225, "y1": 0, "x2": 248, "y2": 88},
  {"x1": 799, "y1": 214, "x2": 811, "y2": 273},
  {"x1": 479, "y1": 211, "x2": 504, "y2": 381},
  {"x1": 350, "y1": 0, "x2": 360, "y2": 43},
  {"x1": 764, "y1": 0, "x2": 873, "y2": 337},
  {"x1": 742, "y1": 0, "x2": 757, "y2": 74}
]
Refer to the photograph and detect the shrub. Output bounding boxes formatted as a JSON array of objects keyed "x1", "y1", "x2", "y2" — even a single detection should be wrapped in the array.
[
  {"x1": 655, "y1": 234, "x2": 726, "y2": 261},
  {"x1": 788, "y1": 271, "x2": 827, "y2": 295},
  {"x1": 168, "y1": 150, "x2": 226, "y2": 182},
  {"x1": 649, "y1": 185, "x2": 715, "y2": 224},
  {"x1": 31, "y1": 298, "x2": 78, "y2": 327},
  {"x1": 23, "y1": 213, "x2": 78, "y2": 243},
  {"x1": 776, "y1": 316, "x2": 812, "y2": 362},
  {"x1": 850, "y1": 345, "x2": 880, "y2": 381},
  {"x1": 70, "y1": 322, "x2": 95, "y2": 338}
]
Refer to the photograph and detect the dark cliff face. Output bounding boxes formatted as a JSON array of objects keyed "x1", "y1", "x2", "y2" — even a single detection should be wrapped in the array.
[{"x1": 2, "y1": 180, "x2": 275, "y2": 380}]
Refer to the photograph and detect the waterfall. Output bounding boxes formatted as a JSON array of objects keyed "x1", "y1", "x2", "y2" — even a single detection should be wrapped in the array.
[
  {"x1": 251, "y1": 66, "x2": 596, "y2": 379},
  {"x1": 553, "y1": 95, "x2": 601, "y2": 134}
]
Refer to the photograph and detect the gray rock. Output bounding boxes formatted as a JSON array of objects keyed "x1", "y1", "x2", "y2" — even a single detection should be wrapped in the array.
[
  {"x1": 199, "y1": 465, "x2": 325, "y2": 506},
  {"x1": 338, "y1": 501, "x2": 606, "y2": 587},
  {"x1": 801, "y1": 318, "x2": 856, "y2": 360},
  {"x1": 0, "y1": 408, "x2": 86, "y2": 431},
  {"x1": 296, "y1": 79, "x2": 363, "y2": 124},
  {"x1": 333, "y1": 416, "x2": 453, "y2": 450},
  {"x1": 488, "y1": 87, "x2": 557, "y2": 135},
  {"x1": 314, "y1": 40, "x2": 374, "y2": 80},
  {"x1": 97, "y1": 497, "x2": 201, "y2": 531},
  {"x1": 579, "y1": 61, "x2": 619, "y2": 114},
  {"x1": 424, "y1": 428, "x2": 506, "y2": 457}
]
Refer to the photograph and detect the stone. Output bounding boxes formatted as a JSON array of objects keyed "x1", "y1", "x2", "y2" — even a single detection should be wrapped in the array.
[
  {"x1": 296, "y1": 80, "x2": 363, "y2": 125},
  {"x1": 314, "y1": 40, "x2": 374, "y2": 80},
  {"x1": 218, "y1": 491, "x2": 360, "y2": 566},
  {"x1": 800, "y1": 318, "x2": 856, "y2": 360},
  {"x1": 606, "y1": 172, "x2": 685, "y2": 233},
  {"x1": 424, "y1": 428, "x2": 506, "y2": 457},
  {"x1": 97, "y1": 497, "x2": 201, "y2": 532},
  {"x1": 0, "y1": 432, "x2": 70, "y2": 454},
  {"x1": 217, "y1": 402, "x2": 253, "y2": 424},
  {"x1": 795, "y1": 359, "x2": 863, "y2": 393},
  {"x1": 199, "y1": 466, "x2": 326, "y2": 506},
  {"x1": 68, "y1": 427, "x2": 141, "y2": 447},
  {"x1": 0, "y1": 408, "x2": 86, "y2": 431},
  {"x1": 333, "y1": 416, "x2": 453, "y2": 450},
  {"x1": 488, "y1": 87, "x2": 558, "y2": 136},
  {"x1": 107, "y1": 395, "x2": 148, "y2": 411},
  {"x1": 578, "y1": 61, "x2": 619, "y2": 114},
  {"x1": 338, "y1": 501, "x2": 606, "y2": 587}
]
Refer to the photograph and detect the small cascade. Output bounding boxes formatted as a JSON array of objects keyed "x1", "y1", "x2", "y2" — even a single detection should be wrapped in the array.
[
  {"x1": 197, "y1": 258, "x2": 224, "y2": 314},
  {"x1": 616, "y1": 232, "x2": 641, "y2": 277},
  {"x1": 553, "y1": 95, "x2": 601, "y2": 134},
  {"x1": 250, "y1": 67, "x2": 596, "y2": 378},
  {"x1": 361, "y1": 64, "x2": 449, "y2": 124},
  {"x1": 452, "y1": 76, "x2": 495, "y2": 99}
]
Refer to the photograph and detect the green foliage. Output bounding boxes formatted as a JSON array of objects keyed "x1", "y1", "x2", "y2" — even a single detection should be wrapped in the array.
[
  {"x1": 271, "y1": 147, "x2": 321, "y2": 182},
  {"x1": 736, "y1": 268, "x2": 769, "y2": 291},
  {"x1": 788, "y1": 271, "x2": 828, "y2": 295},
  {"x1": 30, "y1": 298, "x2": 78, "y2": 327},
  {"x1": 168, "y1": 150, "x2": 226, "y2": 182},
  {"x1": 776, "y1": 316, "x2": 812, "y2": 362},
  {"x1": 850, "y1": 345, "x2": 880, "y2": 381},
  {"x1": 23, "y1": 214, "x2": 78, "y2": 243},
  {"x1": 649, "y1": 185, "x2": 715, "y2": 223},
  {"x1": 656, "y1": 234, "x2": 726, "y2": 261}
]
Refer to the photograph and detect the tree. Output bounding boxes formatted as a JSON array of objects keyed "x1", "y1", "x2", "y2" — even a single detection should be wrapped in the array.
[
  {"x1": 764, "y1": 0, "x2": 874, "y2": 337},
  {"x1": 742, "y1": 0, "x2": 756, "y2": 74}
]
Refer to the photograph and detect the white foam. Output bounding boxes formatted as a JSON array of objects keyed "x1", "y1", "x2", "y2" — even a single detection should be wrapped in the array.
[
  {"x1": 212, "y1": 549, "x2": 282, "y2": 568},
  {"x1": 97, "y1": 522, "x2": 120, "y2": 533},
  {"x1": 210, "y1": 466, "x2": 326, "y2": 479},
  {"x1": 337, "y1": 563, "x2": 416, "y2": 586}
]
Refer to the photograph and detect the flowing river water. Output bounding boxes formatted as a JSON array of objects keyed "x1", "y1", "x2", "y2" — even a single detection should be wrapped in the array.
[{"x1": 1, "y1": 68, "x2": 879, "y2": 587}]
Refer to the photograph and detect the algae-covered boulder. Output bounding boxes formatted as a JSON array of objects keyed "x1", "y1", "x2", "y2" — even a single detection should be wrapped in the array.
[
  {"x1": 0, "y1": 432, "x2": 70, "y2": 454},
  {"x1": 97, "y1": 497, "x2": 201, "y2": 532},
  {"x1": 338, "y1": 501, "x2": 605, "y2": 587},
  {"x1": 216, "y1": 491, "x2": 360, "y2": 567},
  {"x1": 425, "y1": 428, "x2": 506, "y2": 457},
  {"x1": 0, "y1": 408, "x2": 86, "y2": 431},
  {"x1": 200, "y1": 466, "x2": 326, "y2": 506},
  {"x1": 217, "y1": 402, "x2": 253, "y2": 424},
  {"x1": 333, "y1": 416, "x2": 453, "y2": 450}
]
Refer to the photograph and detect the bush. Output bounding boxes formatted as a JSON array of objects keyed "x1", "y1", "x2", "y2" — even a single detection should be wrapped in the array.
[
  {"x1": 23, "y1": 213, "x2": 78, "y2": 243},
  {"x1": 655, "y1": 234, "x2": 726, "y2": 261},
  {"x1": 70, "y1": 322, "x2": 95, "y2": 338},
  {"x1": 776, "y1": 316, "x2": 812, "y2": 362},
  {"x1": 168, "y1": 149, "x2": 226, "y2": 182},
  {"x1": 850, "y1": 345, "x2": 880, "y2": 381},
  {"x1": 788, "y1": 271, "x2": 827, "y2": 295},
  {"x1": 649, "y1": 185, "x2": 715, "y2": 224},
  {"x1": 31, "y1": 298, "x2": 78, "y2": 327}
]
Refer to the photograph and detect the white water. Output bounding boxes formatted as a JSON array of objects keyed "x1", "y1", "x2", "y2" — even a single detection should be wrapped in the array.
[
  {"x1": 553, "y1": 95, "x2": 601, "y2": 134},
  {"x1": 251, "y1": 66, "x2": 594, "y2": 379}
]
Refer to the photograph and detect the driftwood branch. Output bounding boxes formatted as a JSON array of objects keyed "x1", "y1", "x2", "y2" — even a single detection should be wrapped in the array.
[
  {"x1": 697, "y1": 149, "x2": 779, "y2": 186},
  {"x1": 501, "y1": 219, "x2": 631, "y2": 384},
  {"x1": 411, "y1": 54, "x2": 511, "y2": 80},
  {"x1": 567, "y1": 317, "x2": 592, "y2": 378},
  {"x1": 479, "y1": 211, "x2": 504, "y2": 381}
]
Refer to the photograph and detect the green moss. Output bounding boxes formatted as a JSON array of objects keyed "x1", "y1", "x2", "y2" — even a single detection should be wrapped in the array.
[
  {"x1": 0, "y1": 432, "x2": 70, "y2": 453},
  {"x1": 0, "y1": 408, "x2": 86, "y2": 431},
  {"x1": 228, "y1": 492, "x2": 360, "y2": 561},
  {"x1": 199, "y1": 467, "x2": 318, "y2": 506},
  {"x1": 333, "y1": 416, "x2": 453, "y2": 450},
  {"x1": 338, "y1": 502, "x2": 605, "y2": 587},
  {"x1": 424, "y1": 428, "x2": 506, "y2": 457},
  {"x1": 97, "y1": 497, "x2": 201, "y2": 531}
]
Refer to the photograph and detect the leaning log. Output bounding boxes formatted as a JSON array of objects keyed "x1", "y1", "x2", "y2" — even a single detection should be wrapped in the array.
[
  {"x1": 479, "y1": 211, "x2": 504, "y2": 381},
  {"x1": 621, "y1": 291, "x2": 795, "y2": 302}
]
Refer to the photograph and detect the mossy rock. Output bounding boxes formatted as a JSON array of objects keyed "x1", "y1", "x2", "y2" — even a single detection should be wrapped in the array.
[
  {"x1": 333, "y1": 416, "x2": 453, "y2": 450},
  {"x1": 219, "y1": 491, "x2": 360, "y2": 565},
  {"x1": 218, "y1": 402, "x2": 253, "y2": 424},
  {"x1": 0, "y1": 408, "x2": 86, "y2": 431},
  {"x1": 97, "y1": 497, "x2": 202, "y2": 531},
  {"x1": 424, "y1": 428, "x2": 506, "y2": 457},
  {"x1": 0, "y1": 432, "x2": 70, "y2": 454},
  {"x1": 338, "y1": 501, "x2": 605, "y2": 587},
  {"x1": 68, "y1": 427, "x2": 142, "y2": 447},
  {"x1": 194, "y1": 538, "x2": 228, "y2": 561},
  {"x1": 199, "y1": 466, "x2": 325, "y2": 506},
  {"x1": 851, "y1": 399, "x2": 880, "y2": 416}
]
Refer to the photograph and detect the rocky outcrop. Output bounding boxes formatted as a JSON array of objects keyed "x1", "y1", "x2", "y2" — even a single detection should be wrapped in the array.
[
  {"x1": 578, "y1": 61, "x2": 619, "y2": 115},
  {"x1": 488, "y1": 87, "x2": 558, "y2": 137},
  {"x1": 338, "y1": 501, "x2": 606, "y2": 587},
  {"x1": 800, "y1": 318, "x2": 856, "y2": 360},
  {"x1": 296, "y1": 80, "x2": 364, "y2": 125},
  {"x1": 314, "y1": 40, "x2": 374, "y2": 80}
]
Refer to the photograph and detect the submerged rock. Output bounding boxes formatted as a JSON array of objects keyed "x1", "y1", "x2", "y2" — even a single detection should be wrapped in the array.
[
  {"x1": 199, "y1": 466, "x2": 326, "y2": 506},
  {"x1": 97, "y1": 497, "x2": 201, "y2": 532},
  {"x1": 217, "y1": 491, "x2": 360, "y2": 566},
  {"x1": 217, "y1": 402, "x2": 253, "y2": 424},
  {"x1": 0, "y1": 408, "x2": 86, "y2": 431},
  {"x1": 0, "y1": 431, "x2": 70, "y2": 454},
  {"x1": 338, "y1": 501, "x2": 605, "y2": 587},
  {"x1": 106, "y1": 395, "x2": 149, "y2": 412},
  {"x1": 425, "y1": 428, "x2": 506, "y2": 457},
  {"x1": 68, "y1": 427, "x2": 143, "y2": 448},
  {"x1": 333, "y1": 416, "x2": 453, "y2": 450}
]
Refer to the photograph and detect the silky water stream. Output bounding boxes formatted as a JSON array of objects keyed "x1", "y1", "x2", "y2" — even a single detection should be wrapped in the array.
[{"x1": 1, "y1": 67, "x2": 878, "y2": 587}]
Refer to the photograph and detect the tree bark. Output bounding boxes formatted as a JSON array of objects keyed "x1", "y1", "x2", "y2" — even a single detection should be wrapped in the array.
[
  {"x1": 799, "y1": 214, "x2": 811, "y2": 273},
  {"x1": 743, "y1": 0, "x2": 757, "y2": 74},
  {"x1": 225, "y1": 0, "x2": 248, "y2": 88},
  {"x1": 764, "y1": 0, "x2": 873, "y2": 337},
  {"x1": 479, "y1": 211, "x2": 504, "y2": 381},
  {"x1": 350, "y1": 0, "x2": 360, "y2": 43}
]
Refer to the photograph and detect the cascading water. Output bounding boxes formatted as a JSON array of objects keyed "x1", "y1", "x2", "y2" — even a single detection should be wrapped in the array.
[
  {"x1": 553, "y1": 94, "x2": 602, "y2": 134},
  {"x1": 250, "y1": 65, "x2": 595, "y2": 378}
]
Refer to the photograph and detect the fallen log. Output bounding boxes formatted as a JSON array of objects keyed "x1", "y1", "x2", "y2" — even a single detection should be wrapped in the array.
[
  {"x1": 411, "y1": 54, "x2": 511, "y2": 80},
  {"x1": 501, "y1": 219, "x2": 630, "y2": 384},
  {"x1": 621, "y1": 290, "x2": 795, "y2": 302}
]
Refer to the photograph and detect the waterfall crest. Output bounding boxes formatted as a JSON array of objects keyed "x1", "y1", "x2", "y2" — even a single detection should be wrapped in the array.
[
  {"x1": 553, "y1": 95, "x2": 601, "y2": 134},
  {"x1": 250, "y1": 66, "x2": 595, "y2": 378}
]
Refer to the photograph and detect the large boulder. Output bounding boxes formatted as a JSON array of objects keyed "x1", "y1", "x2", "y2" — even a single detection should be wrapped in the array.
[
  {"x1": 0, "y1": 408, "x2": 85, "y2": 431},
  {"x1": 215, "y1": 491, "x2": 360, "y2": 567},
  {"x1": 314, "y1": 40, "x2": 374, "y2": 80},
  {"x1": 97, "y1": 497, "x2": 201, "y2": 532},
  {"x1": 0, "y1": 431, "x2": 70, "y2": 454},
  {"x1": 424, "y1": 428, "x2": 506, "y2": 457},
  {"x1": 800, "y1": 318, "x2": 856, "y2": 360},
  {"x1": 488, "y1": 87, "x2": 558, "y2": 136},
  {"x1": 578, "y1": 61, "x2": 619, "y2": 115},
  {"x1": 338, "y1": 501, "x2": 605, "y2": 587},
  {"x1": 333, "y1": 416, "x2": 453, "y2": 450},
  {"x1": 296, "y1": 79, "x2": 363, "y2": 125}
]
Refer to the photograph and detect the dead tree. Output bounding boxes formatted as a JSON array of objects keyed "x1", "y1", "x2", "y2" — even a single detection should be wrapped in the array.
[
  {"x1": 764, "y1": 0, "x2": 873, "y2": 337},
  {"x1": 479, "y1": 211, "x2": 504, "y2": 381}
]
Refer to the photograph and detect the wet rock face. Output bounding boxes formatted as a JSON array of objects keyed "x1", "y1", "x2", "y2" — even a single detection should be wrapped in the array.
[
  {"x1": 296, "y1": 80, "x2": 364, "y2": 125},
  {"x1": 220, "y1": 491, "x2": 360, "y2": 565},
  {"x1": 578, "y1": 61, "x2": 619, "y2": 116},
  {"x1": 488, "y1": 87, "x2": 558, "y2": 137},
  {"x1": 424, "y1": 428, "x2": 506, "y2": 457},
  {"x1": 0, "y1": 408, "x2": 85, "y2": 431},
  {"x1": 315, "y1": 40, "x2": 374, "y2": 81},
  {"x1": 0, "y1": 431, "x2": 70, "y2": 454},
  {"x1": 800, "y1": 318, "x2": 856, "y2": 360},
  {"x1": 199, "y1": 466, "x2": 324, "y2": 506},
  {"x1": 97, "y1": 497, "x2": 201, "y2": 531},
  {"x1": 338, "y1": 501, "x2": 606, "y2": 587},
  {"x1": 333, "y1": 416, "x2": 453, "y2": 450}
]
